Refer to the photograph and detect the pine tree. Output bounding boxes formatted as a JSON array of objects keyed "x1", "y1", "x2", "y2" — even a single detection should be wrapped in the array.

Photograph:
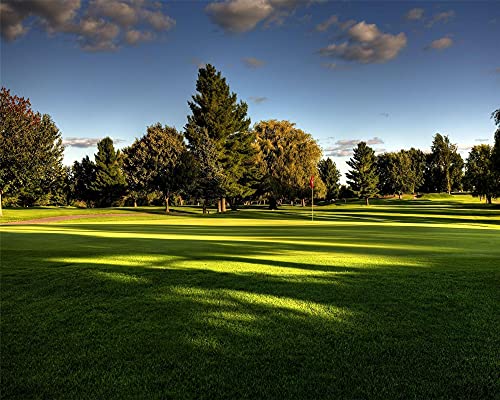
[
  {"x1": 185, "y1": 64, "x2": 253, "y2": 212},
  {"x1": 491, "y1": 110, "x2": 500, "y2": 198},
  {"x1": 346, "y1": 142, "x2": 379, "y2": 205},
  {"x1": 92, "y1": 137, "x2": 127, "y2": 207},
  {"x1": 318, "y1": 158, "x2": 341, "y2": 200}
]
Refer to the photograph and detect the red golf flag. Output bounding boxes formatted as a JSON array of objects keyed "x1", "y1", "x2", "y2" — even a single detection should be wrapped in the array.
[{"x1": 309, "y1": 175, "x2": 314, "y2": 189}]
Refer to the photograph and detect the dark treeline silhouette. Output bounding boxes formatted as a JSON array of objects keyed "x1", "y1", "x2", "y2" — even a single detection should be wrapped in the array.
[{"x1": 1, "y1": 69, "x2": 499, "y2": 215}]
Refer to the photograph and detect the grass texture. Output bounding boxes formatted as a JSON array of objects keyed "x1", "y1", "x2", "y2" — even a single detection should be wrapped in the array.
[{"x1": 1, "y1": 198, "x2": 499, "y2": 399}]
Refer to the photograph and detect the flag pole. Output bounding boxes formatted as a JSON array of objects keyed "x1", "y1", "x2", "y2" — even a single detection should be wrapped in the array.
[{"x1": 311, "y1": 185, "x2": 314, "y2": 222}]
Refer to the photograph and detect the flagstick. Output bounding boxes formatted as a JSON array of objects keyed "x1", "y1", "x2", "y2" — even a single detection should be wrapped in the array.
[{"x1": 311, "y1": 186, "x2": 314, "y2": 222}]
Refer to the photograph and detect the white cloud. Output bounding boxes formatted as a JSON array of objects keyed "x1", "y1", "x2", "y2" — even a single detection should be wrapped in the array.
[
  {"x1": 0, "y1": 0, "x2": 175, "y2": 51},
  {"x1": 426, "y1": 36, "x2": 453, "y2": 50},
  {"x1": 319, "y1": 20, "x2": 407, "y2": 64},
  {"x1": 325, "y1": 137, "x2": 384, "y2": 157},
  {"x1": 205, "y1": 0, "x2": 305, "y2": 33},
  {"x1": 315, "y1": 15, "x2": 338, "y2": 32},
  {"x1": 243, "y1": 57, "x2": 265, "y2": 68},
  {"x1": 63, "y1": 137, "x2": 126, "y2": 148},
  {"x1": 249, "y1": 96, "x2": 268, "y2": 104},
  {"x1": 426, "y1": 10, "x2": 455, "y2": 27},
  {"x1": 405, "y1": 8, "x2": 424, "y2": 21}
]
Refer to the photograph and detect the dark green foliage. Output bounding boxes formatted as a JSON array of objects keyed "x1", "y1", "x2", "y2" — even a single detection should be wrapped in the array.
[
  {"x1": 92, "y1": 137, "x2": 127, "y2": 207},
  {"x1": 346, "y1": 142, "x2": 379, "y2": 205},
  {"x1": 123, "y1": 123, "x2": 187, "y2": 212},
  {"x1": 70, "y1": 156, "x2": 97, "y2": 207},
  {"x1": 185, "y1": 64, "x2": 255, "y2": 209},
  {"x1": 407, "y1": 147, "x2": 427, "y2": 193},
  {"x1": 491, "y1": 128, "x2": 500, "y2": 197},
  {"x1": 318, "y1": 158, "x2": 341, "y2": 200},
  {"x1": 427, "y1": 134, "x2": 463, "y2": 194},
  {"x1": 376, "y1": 152, "x2": 396, "y2": 195},
  {"x1": 0, "y1": 87, "x2": 65, "y2": 212},
  {"x1": 464, "y1": 144, "x2": 494, "y2": 203}
]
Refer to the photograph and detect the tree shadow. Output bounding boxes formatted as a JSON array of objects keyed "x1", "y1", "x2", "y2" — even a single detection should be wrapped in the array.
[{"x1": 1, "y1": 223, "x2": 498, "y2": 399}]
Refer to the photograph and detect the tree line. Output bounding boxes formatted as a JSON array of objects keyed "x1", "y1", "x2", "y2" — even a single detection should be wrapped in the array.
[{"x1": 1, "y1": 66, "x2": 499, "y2": 216}]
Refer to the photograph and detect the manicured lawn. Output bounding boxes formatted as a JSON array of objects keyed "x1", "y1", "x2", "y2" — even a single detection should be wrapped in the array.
[{"x1": 1, "y1": 199, "x2": 499, "y2": 399}]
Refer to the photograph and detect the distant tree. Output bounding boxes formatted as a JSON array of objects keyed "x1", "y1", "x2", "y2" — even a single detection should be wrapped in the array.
[
  {"x1": 185, "y1": 64, "x2": 254, "y2": 212},
  {"x1": 254, "y1": 120, "x2": 325, "y2": 209},
  {"x1": 428, "y1": 133, "x2": 463, "y2": 194},
  {"x1": 0, "y1": 87, "x2": 65, "y2": 213},
  {"x1": 464, "y1": 144, "x2": 494, "y2": 203},
  {"x1": 70, "y1": 156, "x2": 97, "y2": 207},
  {"x1": 376, "y1": 152, "x2": 396, "y2": 195},
  {"x1": 146, "y1": 123, "x2": 187, "y2": 213},
  {"x1": 339, "y1": 185, "x2": 355, "y2": 200},
  {"x1": 346, "y1": 142, "x2": 379, "y2": 205},
  {"x1": 491, "y1": 128, "x2": 500, "y2": 199},
  {"x1": 92, "y1": 137, "x2": 127, "y2": 207},
  {"x1": 123, "y1": 136, "x2": 154, "y2": 207},
  {"x1": 123, "y1": 124, "x2": 188, "y2": 213},
  {"x1": 491, "y1": 110, "x2": 500, "y2": 198},
  {"x1": 318, "y1": 158, "x2": 341, "y2": 200},
  {"x1": 407, "y1": 148, "x2": 427, "y2": 194}
]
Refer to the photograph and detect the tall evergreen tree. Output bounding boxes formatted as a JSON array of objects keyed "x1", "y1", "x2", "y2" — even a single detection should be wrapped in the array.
[
  {"x1": 318, "y1": 158, "x2": 341, "y2": 200},
  {"x1": 185, "y1": 64, "x2": 254, "y2": 212},
  {"x1": 346, "y1": 142, "x2": 379, "y2": 205},
  {"x1": 92, "y1": 137, "x2": 127, "y2": 207}
]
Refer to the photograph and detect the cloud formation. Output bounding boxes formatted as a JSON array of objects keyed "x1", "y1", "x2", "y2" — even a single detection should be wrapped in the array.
[
  {"x1": 319, "y1": 20, "x2": 407, "y2": 64},
  {"x1": 379, "y1": 112, "x2": 389, "y2": 118},
  {"x1": 315, "y1": 15, "x2": 338, "y2": 32},
  {"x1": 243, "y1": 57, "x2": 265, "y2": 68},
  {"x1": 63, "y1": 137, "x2": 126, "y2": 148},
  {"x1": 405, "y1": 8, "x2": 424, "y2": 21},
  {"x1": 249, "y1": 96, "x2": 268, "y2": 104},
  {"x1": 205, "y1": 0, "x2": 304, "y2": 33},
  {"x1": 0, "y1": 0, "x2": 175, "y2": 51},
  {"x1": 426, "y1": 10, "x2": 455, "y2": 27},
  {"x1": 426, "y1": 37, "x2": 453, "y2": 50},
  {"x1": 325, "y1": 137, "x2": 384, "y2": 157},
  {"x1": 475, "y1": 138, "x2": 489, "y2": 142}
]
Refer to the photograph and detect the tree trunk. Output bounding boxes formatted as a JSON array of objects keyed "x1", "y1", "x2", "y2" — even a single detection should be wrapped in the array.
[
  {"x1": 269, "y1": 197, "x2": 278, "y2": 210},
  {"x1": 398, "y1": 193, "x2": 402, "y2": 200},
  {"x1": 301, "y1": 198, "x2": 305, "y2": 207},
  {"x1": 134, "y1": 199, "x2": 137, "y2": 208},
  {"x1": 487, "y1": 195, "x2": 492, "y2": 204},
  {"x1": 221, "y1": 197, "x2": 227, "y2": 212},
  {"x1": 365, "y1": 197, "x2": 369, "y2": 206},
  {"x1": 0, "y1": 190, "x2": 3, "y2": 217},
  {"x1": 165, "y1": 195, "x2": 170, "y2": 213},
  {"x1": 202, "y1": 199, "x2": 207, "y2": 214}
]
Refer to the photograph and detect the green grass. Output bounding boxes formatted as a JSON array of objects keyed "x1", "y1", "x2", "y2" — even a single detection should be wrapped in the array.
[{"x1": 1, "y1": 199, "x2": 499, "y2": 399}]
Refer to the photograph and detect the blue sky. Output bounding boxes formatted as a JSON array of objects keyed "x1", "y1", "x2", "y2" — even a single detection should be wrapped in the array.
[{"x1": 1, "y1": 0, "x2": 499, "y2": 179}]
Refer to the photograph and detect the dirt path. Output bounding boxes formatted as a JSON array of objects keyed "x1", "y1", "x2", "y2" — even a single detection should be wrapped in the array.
[{"x1": 2, "y1": 213, "x2": 149, "y2": 225}]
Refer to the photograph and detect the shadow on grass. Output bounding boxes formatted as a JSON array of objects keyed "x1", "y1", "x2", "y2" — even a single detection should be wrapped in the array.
[{"x1": 1, "y1": 223, "x2": 499, "y2": 399}]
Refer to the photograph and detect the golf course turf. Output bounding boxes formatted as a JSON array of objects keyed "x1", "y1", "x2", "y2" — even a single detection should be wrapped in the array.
[{"x1": 1, "y1": 198, "x2": 499, "y2": 399}]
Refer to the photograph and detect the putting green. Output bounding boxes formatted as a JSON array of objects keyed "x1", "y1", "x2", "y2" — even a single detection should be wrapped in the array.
[{"x1": 1, "y1": 201, "x2": 499, "y2": 399}]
